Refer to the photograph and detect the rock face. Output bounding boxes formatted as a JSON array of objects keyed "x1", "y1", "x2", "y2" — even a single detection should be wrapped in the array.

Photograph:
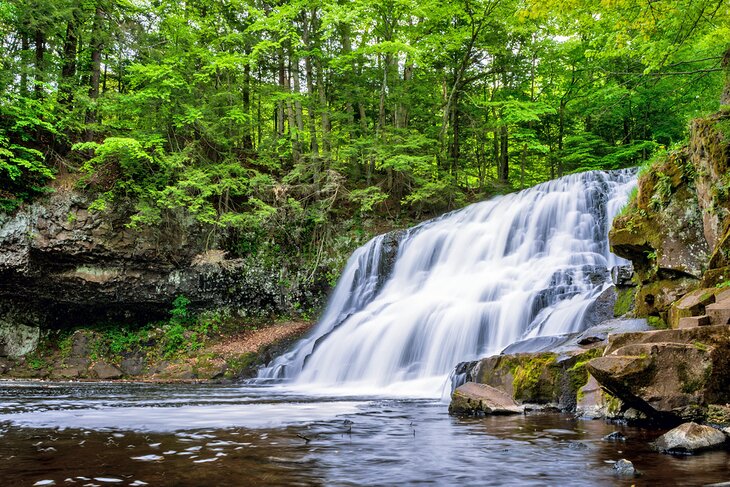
[
  {"x1": 451, "y1": 320, "x2": 650, "y2": 416},
  {"x1": 449, "y1": 382, "x2": 523, "y2": 416},
  {"x1": 587, "y1": 326, "x2": 730, "y2": 422},
  {"x1": 653, "y1": 422, "x2": 727, "y2": 455},
  {"x1": 0, "y1": 191, "x2": 332, "y2": 353},
  {"x1": 609, "y1": 111, "x2": 730, "y2": 322}
]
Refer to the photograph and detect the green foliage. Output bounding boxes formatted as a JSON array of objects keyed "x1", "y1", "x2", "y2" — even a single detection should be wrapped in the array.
[{"x1": 0, "y1": 96, "x2": 57, "y2": 211}]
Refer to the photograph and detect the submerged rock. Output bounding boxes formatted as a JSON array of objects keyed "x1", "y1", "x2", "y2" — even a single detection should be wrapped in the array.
[
  {"x1": 653, "y1": 422, "x2": 727, "y2": 455},
  {"x1": 448, "y1": 382, "x2": 523, "y2": 416},
  {"x1": 612, "y1": 459, "x2": 637, "y2": 477},
  {"x1": 603, "y1": 431, "x2": 627, "y2": 441}
]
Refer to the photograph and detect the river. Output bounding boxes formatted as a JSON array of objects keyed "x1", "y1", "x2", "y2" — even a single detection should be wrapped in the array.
[{"x1": 2, "y1": 381, "x2": 729, "y2": 486}]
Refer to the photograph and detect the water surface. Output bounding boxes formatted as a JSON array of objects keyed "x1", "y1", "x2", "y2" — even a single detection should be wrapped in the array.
[{"x1": 1, "y1": 381, "x2": 729, "y2": 486}]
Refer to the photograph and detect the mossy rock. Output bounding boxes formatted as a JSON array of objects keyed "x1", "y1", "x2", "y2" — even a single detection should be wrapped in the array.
[
  {"x1": 472, "y1": 348, "x2": 604, "y2": 411},
  {"x1": 614, "y1": 287, "x2": 637, "y2": 317}
]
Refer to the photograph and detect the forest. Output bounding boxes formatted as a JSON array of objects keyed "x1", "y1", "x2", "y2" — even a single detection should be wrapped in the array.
[{"x1": 0, "y1": 0, "x2": 728, "y2": 257}]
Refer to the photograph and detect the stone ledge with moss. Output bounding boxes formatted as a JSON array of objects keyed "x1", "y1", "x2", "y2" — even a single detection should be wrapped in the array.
[{"x1": 448, "y1": 319, "x2": 650, "y2": 416}]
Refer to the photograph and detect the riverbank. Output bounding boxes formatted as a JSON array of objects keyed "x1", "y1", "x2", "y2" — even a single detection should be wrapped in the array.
[{"x1": 0, "y1": 319, "x2": 313, "y2": 382}]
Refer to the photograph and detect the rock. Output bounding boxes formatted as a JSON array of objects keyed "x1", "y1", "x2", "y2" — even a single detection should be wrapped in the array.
[
  {"x1": 576, "y1": 374, "x2": 623, "y2": 420},
  {"x1": 603, "y1": 431, "x2": 627, "y2": 441},
  {"x1": 653, "y1": 422, "x2": 727, "y2": 455},
  {"x1": 449, "y1": 382, "x2": 523, "y2": 416},
  {"x1": 91, "y1": 361, "x2": 123, "y2": 380},
  {"x1": 0, "y1": 321, "x2": 40, "y2": 358},
  {"x1": 588, "y1": 325, "x2": 730, "y2": 422},
  {"x1": 120, "y1": 356, "x2": 145, "y2": 376},
  {"x1": 668, "y1": 288, "x2": 717, "y2": 329},
  {"x1": 611, "y1": 265, "x2": 635, "y2": 287},
  {"x1": 612, "y1": 459, "x2": 637, "y2": 477},
  {"x1": 0, "y1": 191, "x2": 332, "y2": 333},
  {"x1": 582, "y1": 286, "x2": 618, "y2": 329},
  {"x1": 678, "y1": 315, "x2": 711, "y2": 329},
  {"x1": 588, "y1": 341, "x2": 713, "y2": 421},
  {"x1": 70, "y1": 330, "x2": 93, "y2": 358},
  {"x1": 51, "y1": 366, "x2": 84, "y2": 379},
  {"x1": 706, "y1": 300, "x2": 730, "y2": 325}
]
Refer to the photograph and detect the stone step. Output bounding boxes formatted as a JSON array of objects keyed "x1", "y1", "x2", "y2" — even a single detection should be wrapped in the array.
[
  {"x1": 678, "y1": 315, "x2": 711, "y2": 329},
  {"x1": 706, "y1": 300, "x2": 730, "y2": 326},
  {"x1": 669, "y1": 288, "x2": 716, "y2": 328}
]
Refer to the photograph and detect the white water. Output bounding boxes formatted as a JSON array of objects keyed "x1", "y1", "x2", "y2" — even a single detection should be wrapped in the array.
[{"x1": 259, "y1": 170, "x2": 636, "y2": 396}]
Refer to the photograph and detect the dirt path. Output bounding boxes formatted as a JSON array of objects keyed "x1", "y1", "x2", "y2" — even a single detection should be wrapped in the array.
[{"x1": 209, "y1": 320, "x2": 313, "y2": 357}]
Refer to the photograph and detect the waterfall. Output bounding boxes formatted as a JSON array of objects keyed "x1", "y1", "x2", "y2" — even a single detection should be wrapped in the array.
[{"x1": 258, "y1": 169, "x2": 636, "y2": 395}]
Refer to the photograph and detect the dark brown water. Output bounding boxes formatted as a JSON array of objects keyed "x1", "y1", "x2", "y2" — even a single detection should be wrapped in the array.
[{"x1": 1, "y1": 381, "x2": 729, "y2": 486}]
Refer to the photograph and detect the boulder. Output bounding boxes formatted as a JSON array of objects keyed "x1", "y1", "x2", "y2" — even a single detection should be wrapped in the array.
[
  {"x1": 448, "y1": 382, "x2": 523, "y2": 416},
  {"x1": 119, "y1": 355, "x2": 145, "y2": 376},
  {"x1": 653, "y1": 422, "x2": 727, "y2": 455},
  {"x1": 588, "y1": 326, "x2": 730, "y2": 422},
  {"x1": 91, "y1": 361, "x2": 123, "y2": 380}
]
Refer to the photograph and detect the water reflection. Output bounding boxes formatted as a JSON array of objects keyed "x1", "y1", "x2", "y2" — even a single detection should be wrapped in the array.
[{"x1": 1, "y1": 381, "x2": 729, "y2": 486}]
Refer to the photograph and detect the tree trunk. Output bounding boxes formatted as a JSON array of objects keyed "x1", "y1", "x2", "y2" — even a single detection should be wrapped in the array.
[
  {"x1": 276, "y1": 50, "x2": 286, "y2": 137},
  {"x1": 721, "y1": 47, "x2": 730, "y2": 106},
  {"x1": 302, "y1": 11, "x2": 319, "y2": 158},
  {"x1": 34, "y1": 30, "x2": 45, "y2": 99},
  {"x1": 85, "y1": 5, "x2": 103, "y2": 141},
  {"x1": 20, "y1": 33, "x2": 29, "y2": 96},
  {"x1": 60, "y1": 11, "x2": 79, "y2": 107},
  {"x1": 284, "y1": 47, "x2": 301, "y2": 163},
  {"x1": 499, "y1": 124, "x2": 509, "y2": 183},
  {"x1": 557, "y1": 100, "x2": 565, "y2": 177},
  {"x1": 242, "y1": 56, "x2": 253, "y2": 150},
  {"x1": 520, "y1": 143, "x2": 527, "y2": 189}
]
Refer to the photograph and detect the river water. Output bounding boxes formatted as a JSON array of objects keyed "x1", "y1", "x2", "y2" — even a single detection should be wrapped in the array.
[{"x1": 2, "y1": 381, "x2": 729, "y2": 486}]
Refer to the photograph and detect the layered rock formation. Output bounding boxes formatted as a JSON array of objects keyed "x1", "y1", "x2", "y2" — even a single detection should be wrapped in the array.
[{"x1": 0, "y1": 191, "x2": 333, "y2": 357}]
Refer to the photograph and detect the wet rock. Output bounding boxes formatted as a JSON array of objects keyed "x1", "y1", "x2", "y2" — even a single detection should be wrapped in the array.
[
  {"x1": 448, "y1": 382, "x2": 523, "y2": 416},
  {"x1": 91, "y1": 361, "x2": 123, "y2": 380},
  {"x1": 576, "y1": 374, "x2": 622, "y2": 420},
  {"x1": 611, "y1": 265, "x2": 635, "y2": 287},
  {"x1": 653, "y1": 422, "x2": 727, "y2": 455},
  {"x1": 582, "y1": 286, "x2": 618, "y2": 329},
  {"x1": 0, "y1": 191, "x2": 331, "y2": 333},
  {"x1": 603, "y1": 431, "x2": 627, "y2": 441},
  {"x1": 613, "y1": 459, "x2": 637, "y2": 477}
]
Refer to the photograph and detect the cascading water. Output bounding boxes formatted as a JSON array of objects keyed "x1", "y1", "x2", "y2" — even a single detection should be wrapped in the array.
[{"x1": 258, "y1": 169, "x2": 637, "y2": 396}]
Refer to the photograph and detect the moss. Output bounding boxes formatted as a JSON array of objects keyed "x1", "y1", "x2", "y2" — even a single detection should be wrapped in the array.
[
  {"x1": 614, "y1": 287, "x2": 636, "y2": 317},
  {"x1": 603, "y1": 391, "x2": 623, "y2": 416},
  {"x1": 706, "y1": 404, "x2": 730, "y2": 425},
  {"x1": 567, "y1": 348, "x2": 605, "y2": 395},
  {"x1": 647, "y1": 315, "x2": 669, "y2": 330},
  {"x1": 510, "y1": 354, "x2": 557, "y2": 401},
  {"x1": 224, "y1": 352, "x2": 258, "y2": 379}
]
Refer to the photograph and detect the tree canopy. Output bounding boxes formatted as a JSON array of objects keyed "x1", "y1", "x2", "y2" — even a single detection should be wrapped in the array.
[{"x1": 0, "y1": 0, "x2": 728, "y2": 254}]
